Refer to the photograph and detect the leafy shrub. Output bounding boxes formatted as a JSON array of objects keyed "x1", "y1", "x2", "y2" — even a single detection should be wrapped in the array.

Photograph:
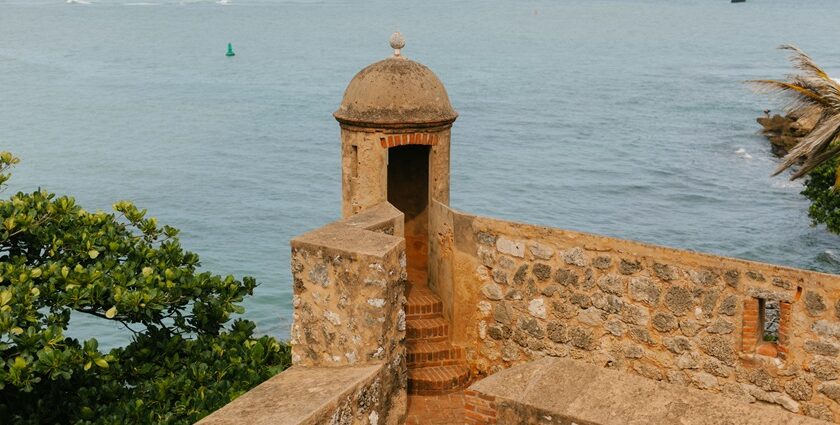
[
  {"x1": 0, "y1": 152, "x2": 290, "y2": 424},
  {"x1": 802, "y1": 158, "x2": 840, "y2": 234}
]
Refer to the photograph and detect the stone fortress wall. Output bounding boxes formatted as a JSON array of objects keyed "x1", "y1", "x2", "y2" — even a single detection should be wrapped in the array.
[
  {"x1": 428, "y1": 203, "x2": 840, "y2": 422},
  {"x1": 202, "y1": 36, "x2": 840, "y2": 424},
  {"x1": 202, "y1": 203, "x2": 409, "y2": 425}
]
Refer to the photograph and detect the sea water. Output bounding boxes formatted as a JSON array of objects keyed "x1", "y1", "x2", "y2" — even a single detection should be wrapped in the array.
[{"x1": 1, "y1": 0, "x2": 839, "y2": 348}]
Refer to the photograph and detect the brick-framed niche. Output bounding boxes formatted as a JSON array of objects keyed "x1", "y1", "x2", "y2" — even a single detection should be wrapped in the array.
[{"x1": 741, "y1": 297, "x2": 792, "y2": 359}]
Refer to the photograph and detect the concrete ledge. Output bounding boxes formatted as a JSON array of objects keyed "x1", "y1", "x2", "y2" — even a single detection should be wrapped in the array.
[
  {"x1": 198, "y1": 363, "x2": 399, "y2": 425},
  {"x1": 467, "y1": 358, "x2": 827, "y2": 425}
]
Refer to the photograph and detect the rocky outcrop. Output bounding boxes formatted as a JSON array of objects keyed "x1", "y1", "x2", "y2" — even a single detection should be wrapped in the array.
[{"x1": 757, "y1": 112, "x2": 818, "y2": 157}]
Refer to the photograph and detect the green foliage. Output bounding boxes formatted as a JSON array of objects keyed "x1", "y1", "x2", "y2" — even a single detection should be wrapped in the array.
[
  {"x1": 801, "y1": 158, "x2": 840, "y2": 234},
  {"x1": 0, "y1": 152, "x2": 290, "y2": 424}
]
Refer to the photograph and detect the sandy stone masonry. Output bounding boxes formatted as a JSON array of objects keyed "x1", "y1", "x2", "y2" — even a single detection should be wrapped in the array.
[{"x1": 430, "y1": 209, "x2": 840, "y2": 422}]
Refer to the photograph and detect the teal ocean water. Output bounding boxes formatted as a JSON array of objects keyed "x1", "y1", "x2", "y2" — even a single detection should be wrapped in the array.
[{"x1": 2, "y1": 0, "x2": 839, "y2": 348}]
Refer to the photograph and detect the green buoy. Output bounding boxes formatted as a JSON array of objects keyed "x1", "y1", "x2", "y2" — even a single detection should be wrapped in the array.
[{"x1": 226, "y1": 43, "x2": 235, "y2": 57}]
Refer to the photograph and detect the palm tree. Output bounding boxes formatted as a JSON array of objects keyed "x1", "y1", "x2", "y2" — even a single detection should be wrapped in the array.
[{"x1": 750, "y1": 45, "x2": 840, "y2": 181}]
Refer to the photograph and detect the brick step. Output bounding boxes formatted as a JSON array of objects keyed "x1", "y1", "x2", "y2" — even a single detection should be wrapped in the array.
[
  {"x1": 406, "y1": 287, "x2": 443, "y2": 319},
  {"x1": 407, "y1": 341, "x2": 464, "y2": 367},
  {"x1": 408, "y1": 364, "x2": 471, "y2": 395},
  {"x1": 406, "y1": 317, "x2": 449, "y2": 341}
]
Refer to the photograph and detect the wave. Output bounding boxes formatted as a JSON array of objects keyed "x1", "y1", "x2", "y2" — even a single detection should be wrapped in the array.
[
  {"x1": 735, "y1": 148, "x2": 752, "y2": 159},
  {"x1": 66, "y1": 0, "x2": 92, "y2": 4}
]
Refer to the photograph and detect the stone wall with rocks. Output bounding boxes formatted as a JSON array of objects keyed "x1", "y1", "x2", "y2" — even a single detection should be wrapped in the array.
[
  {"x1": 438, "y1": 210, "x2": 840, "y2": 423},
  {"x1": 290, "y1": 202, "x2": 407, "y2": 368}
]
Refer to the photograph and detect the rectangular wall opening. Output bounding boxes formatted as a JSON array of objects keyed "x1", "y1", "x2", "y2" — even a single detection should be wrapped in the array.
[
  {"x1": 387, "y1": 145, "x2": 430, "y2": 286},
  {"x1": 761, "y1": 298, "x2": 780, "y2": 343}
]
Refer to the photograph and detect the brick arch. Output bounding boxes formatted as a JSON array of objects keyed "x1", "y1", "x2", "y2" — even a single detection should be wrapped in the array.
[{"x1": 380, "y1": 133, "x2": 439, "y2": 148}]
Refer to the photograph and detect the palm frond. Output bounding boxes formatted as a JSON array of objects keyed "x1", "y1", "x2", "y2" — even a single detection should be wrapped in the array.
[
  {"x1": 779, "y1": 44, "x2": 831, "y2": 80},
  {"x1": 751, "y1": 45, "x2": 840, "y2": 179}
]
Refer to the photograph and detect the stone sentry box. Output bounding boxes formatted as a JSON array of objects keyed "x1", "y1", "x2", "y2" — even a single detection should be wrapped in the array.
[{"x1": 333, "y1": 47, "x2": 457, "y2": 286}]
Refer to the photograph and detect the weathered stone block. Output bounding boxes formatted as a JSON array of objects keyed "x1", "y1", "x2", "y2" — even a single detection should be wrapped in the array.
[
  {"x1": 592, "y1": 255, "x2": 612, "y2": 270},
  {"x1": 620, "y1": 303, "x2": 649, "y2": 326},
  {"x1": 532, "y1": 263, "x2": 552, "y2": 281},
  {"x1": 802, "y1": 403, "x2": 834, "y2": 422},
  {"x1": 664, "y1": 286, "x2": 693, "y2": 316},
  {"x1": 804, "y1": 291, "x2": 827, "y2": 316},
  {"x1": 552, "y1": 300, "x2": 578, "y2": 319},
  {"x1": 718, "y1": 295, "x2": 738, "y2": 316},
  {"x1": 561, "y1": 247, "x2": 587, "y2": 267},
  {"x1": 703, "y1": 359, "x2": 731, "y2": 378},
  {"x1": 481, "y1": 283, "x2": 503, "y2": 300},
  {"x1": 570, "y1": 327, "x2": 597, "y2": 350},
  {"x1": 528, "y1": 298, "x2": 546, "y2": 319},
  {"x1": 547, "y1": 321, "x2": 570, "y2": 343},
  {"x1": 699, "y1": 335, "x2": 737, "y2": 366},
  {"x1": 819, "y1": 382, "x2": 840, "y2": 403},
  {"x1": 528, "y1": 242, "x2": 554, "y2": 260},
  {"x1": 628, "y1": 276, "x2": 660, "y2": 306},
  {"x1": 513, "y1": 264, "x2": 528, "y2": 285},
  {"x1": 477, "y1": 231, "x2": 497, "y2": 246},
  {"x1": 623, "y1": 344, "x2": 645, "y2": 359},
  {"x1": 653, "y1": 262, "x2": 678, "y2": 281},
  {"x1": 706, "y1": 318, "x2": 735, "y2": 335},
  {"x1": 677, "y1": 352, "x2": 700, "y2": 369},
  {"x1": 570, "y1": 292, "x2": 592, "y2": 309},
  {"x1": 629, "y1": 327, "x2": 657, "y2": 346},
  {"x1": 488, "y1": 324, "x2": 512, "y2": 340},
  {"x1": 554, "y1": 268, "x2": 579, "y2": 286},
  {"x1": 597, "y1": 274, "x2": 625, "y2": 295},
  {"x1": 492, "y1": 269, "x2": 508, "y2": 285},
  {"x1": 804, "y1": 340, "x2": 840, "y2": 357},
  {"x1": 541, "y1": 284, "x2": 561, "y2": 297},
  {"x1": 578, "y1": 308, "x2": 605, "y2": 327},
  {"x1": 652, "y1": 312, "x2": 678, "y2": 333},
  {"x1": 619, "y1": 259, "x2": 642, "y2": 275},
  {"x1": 690, "y1": 270, "x2": 717, "y2": 286},
  {"x1": 723, "y1": 269, "x2": 740, "y2": 287},
  {"x1": 494, "y1": 304, "x2": 512, "y2": 325},
  {"x1": 663, "y1": 336, "x2": 692, "y2": 354},
  {"x1": 518, "y1": 317, "x2": 545, "y2": 339},
  {"x1": 496, "y1": 237, "x2": 525, "y2": 258},
  {"x1": 592, "y1": 292, "x2": 623, "y2": 314},
  {"x1": 809, "y1": 356, "x2": 840, "y2": 381},
  {"x1": 785, "y1": 378, "x2": 813, "y2": 401}
]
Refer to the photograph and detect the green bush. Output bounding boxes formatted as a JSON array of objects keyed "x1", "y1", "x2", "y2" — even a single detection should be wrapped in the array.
[
  {"x1": 0, "y1": 152, "x2": 290, "y2": 424},
  {"x1": 802, "y1": 158, "x2": 840, "y2": 234}
]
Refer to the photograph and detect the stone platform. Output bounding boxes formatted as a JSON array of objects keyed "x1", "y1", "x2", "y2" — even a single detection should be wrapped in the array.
[{"x1": 465, "y1": 357, "x2": 829, "y2": 425}]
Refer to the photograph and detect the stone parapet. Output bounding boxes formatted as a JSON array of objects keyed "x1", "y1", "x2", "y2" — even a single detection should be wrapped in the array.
[
  {"x1": 432, "y1": 206, "x2": 840, "y2": 422},
  {"x1": 197, "y1": 362, "x2": 404, "y2": 425},
  {"x1": 466, "y1": 357, "x2": 826, "y2": 425},
  {"x1": 290, "y1": 203, "x2": 407, "y2": 369}
]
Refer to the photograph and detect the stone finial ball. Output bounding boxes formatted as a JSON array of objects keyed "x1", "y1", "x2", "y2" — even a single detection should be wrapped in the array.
[{"x1": 389, "y1": 32, "x2": 406, "y2": 50}]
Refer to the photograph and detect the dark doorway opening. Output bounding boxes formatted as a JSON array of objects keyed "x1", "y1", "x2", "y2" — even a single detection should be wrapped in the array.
[{"x1": 388, "y1": 145, "x2": 430, "y2": 285}]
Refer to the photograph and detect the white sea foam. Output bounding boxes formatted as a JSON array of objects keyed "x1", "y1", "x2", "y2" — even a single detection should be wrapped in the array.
[
  {"x1": 735, "y1": 148, "x2": 752, "y2": 159},
  {"x1": 217, "y1": 0, "x2": 231, "y2": 4},
  {"x1": 66, "y1": 0, "x2": 92, "y2": 4}
]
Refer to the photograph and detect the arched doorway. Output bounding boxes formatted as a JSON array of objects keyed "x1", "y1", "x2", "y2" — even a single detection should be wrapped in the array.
[{"x1": 387, "y1": 144, "x2": 430, "y2": 285}]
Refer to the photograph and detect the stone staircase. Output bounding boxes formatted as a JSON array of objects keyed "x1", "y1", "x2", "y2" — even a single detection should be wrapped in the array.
[{"x1": 405, "y1": 282, "x2": 471, "y2": 395}]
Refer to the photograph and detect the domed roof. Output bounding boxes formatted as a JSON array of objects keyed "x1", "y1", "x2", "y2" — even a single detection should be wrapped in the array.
[{"x1": 334, "y1": 53, "x2": 458, "y2": 129}]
